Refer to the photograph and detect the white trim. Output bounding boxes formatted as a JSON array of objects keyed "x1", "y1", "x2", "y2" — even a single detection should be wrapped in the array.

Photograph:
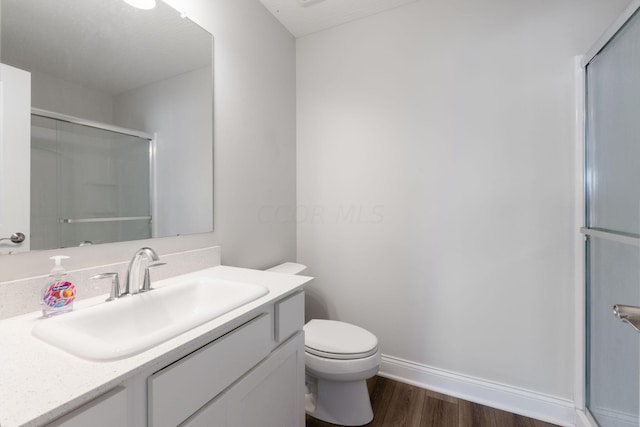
[
  {"x1": 590, "y1": 407, "x2": 638, "y2": 427},
  {"x1": 379, "y1": 354, "x2": 576, "y2": 426},
  {"x1": 574, "y1": 55, "x2": 586, "y2": 414},
  {"x1": 582, "y1": 0, "x2": 640, "y2": 67},
  {"x1": 575, "y1": 408, "x2": 599, "y2": 427}
]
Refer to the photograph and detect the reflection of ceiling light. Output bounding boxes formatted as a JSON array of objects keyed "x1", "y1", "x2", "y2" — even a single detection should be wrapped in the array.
[
  {"x1": 123, "y1": 0, "x2": 156, "y2": 10},
  {"x1": 298, "y1": 0, "x2": 325, "y2": 6}
]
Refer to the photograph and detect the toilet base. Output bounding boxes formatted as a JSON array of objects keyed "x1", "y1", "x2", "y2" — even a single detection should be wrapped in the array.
[{"x1": 305, "y1": 375, "x2": 373, "y2": 426}]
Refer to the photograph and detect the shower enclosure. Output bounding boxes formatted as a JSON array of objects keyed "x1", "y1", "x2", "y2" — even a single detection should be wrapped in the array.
[
  {"x1": 583, "y1": 4, "x2": 640, "y2": 426},
  {"x1": 30, "y1": 111, "x2": 153, "y2": 250}
]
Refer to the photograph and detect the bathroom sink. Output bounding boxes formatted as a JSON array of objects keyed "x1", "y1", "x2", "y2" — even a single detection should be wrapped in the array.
[{"x1": 32, "y1": 277, "x2": 269, "y2": 361}]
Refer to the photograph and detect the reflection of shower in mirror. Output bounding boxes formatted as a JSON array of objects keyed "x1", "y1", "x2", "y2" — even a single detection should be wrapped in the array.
[{"x1": 31, "y1": 110, "x2": 153, "y2": 250}]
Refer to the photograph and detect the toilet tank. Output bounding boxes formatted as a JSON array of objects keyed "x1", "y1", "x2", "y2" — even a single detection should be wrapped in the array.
[{"x1": 267, "y1": 262, "x2": 307, "y2": 275}]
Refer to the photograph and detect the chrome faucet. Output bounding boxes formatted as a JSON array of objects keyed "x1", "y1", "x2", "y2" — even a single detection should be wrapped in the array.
[{"x1": 125, "y1": 247, "x2": 161, "y2": 295}]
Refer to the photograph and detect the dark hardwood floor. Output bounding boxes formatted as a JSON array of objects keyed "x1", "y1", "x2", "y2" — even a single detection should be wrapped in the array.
[{"x1": 306, "y1": 376, "x2": 559, "y2": 427}]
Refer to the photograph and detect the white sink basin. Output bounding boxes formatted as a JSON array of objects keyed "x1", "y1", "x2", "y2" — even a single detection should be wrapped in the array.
[{"x1": 32, "y1": 277, "x2": 269, "y2": 361}]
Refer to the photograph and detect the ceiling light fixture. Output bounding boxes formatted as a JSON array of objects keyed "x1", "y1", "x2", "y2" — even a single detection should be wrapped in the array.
[{"x1": 123, "y1": 0, "x2": 157, "y2": 10}]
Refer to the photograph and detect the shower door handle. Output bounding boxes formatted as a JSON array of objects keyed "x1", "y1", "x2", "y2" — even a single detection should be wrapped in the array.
[{"x1": 613, "y1": 304, "x2": 640, "y2": 333}]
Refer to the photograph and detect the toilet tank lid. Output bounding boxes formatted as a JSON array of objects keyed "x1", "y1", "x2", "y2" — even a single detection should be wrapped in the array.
[
  {"x1": 266, "y1": 262, "x2": 307, "y2": 275},
  {"x1": 304, "y1": 319, "x2": 378, "y2": 356}
]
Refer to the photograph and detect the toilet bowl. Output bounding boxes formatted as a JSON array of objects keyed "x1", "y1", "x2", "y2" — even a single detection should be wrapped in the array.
[{"x1": 267, "y1": 262, "x2": 381, "y2": 426}]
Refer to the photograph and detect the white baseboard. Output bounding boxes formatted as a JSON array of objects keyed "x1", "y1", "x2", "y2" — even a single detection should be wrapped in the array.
[
  {"x1": 575, "y1": 409, "x2": 598, "y2": 427},
  {"x1": 575, "y1": 406, "x2": 636, "y2": 427},
  {"x1": 589, "y1": 406, "x2": 637, "y2": 427},
  {"x1": 379, "y1": 354, "x2": 576, "y2": 427}
]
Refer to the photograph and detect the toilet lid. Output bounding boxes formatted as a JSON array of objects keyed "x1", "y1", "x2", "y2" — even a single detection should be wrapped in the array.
[{"x1": 304, "y1": 319, "x2": 378, "y2": 360}]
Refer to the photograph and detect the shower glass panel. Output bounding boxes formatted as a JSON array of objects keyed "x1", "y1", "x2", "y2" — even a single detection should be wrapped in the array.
[
  {"x1": 587, "y1": 9, "x2": 640, "y2": 237},
  {"x1": 30, "y1": 115, "x2": 152, "y2": 249},
  {"x1": 587, "y1": 238, "x2": 639, "y2": 426},
  {"x1": 585, "y1": 7, "x2": 640, "y2": 427}
]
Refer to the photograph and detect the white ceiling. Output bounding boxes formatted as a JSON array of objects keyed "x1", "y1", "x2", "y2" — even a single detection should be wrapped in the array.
[
  {"x1": 259, "y1": 0, "x2": 421, "y2": 38},
  {"x1": 0, "y1": 0, "x2": 212, "y2": 95}
]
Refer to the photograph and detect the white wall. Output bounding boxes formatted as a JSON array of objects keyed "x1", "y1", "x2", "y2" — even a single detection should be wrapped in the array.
[
  {"x1": 0, "y1": 0, "x2": 296, "y2": 280},
  {"x1": 296, "y1": 0, "x2": 630, "y2": 406},
  {"x1": 192, "y1": 0, "x2": 297, "y2": 269},
  {"x1": 114, "y1": 67, "x2": 214, "y2": 238},
  {"x1": 30, "y1": 70, "x2": 114, "y2": 124}
]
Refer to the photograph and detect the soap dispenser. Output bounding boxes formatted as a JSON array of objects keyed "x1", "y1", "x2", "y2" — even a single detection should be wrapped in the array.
[{"x1": 41, "y1": 255, "x2": 76, "y2": 317}]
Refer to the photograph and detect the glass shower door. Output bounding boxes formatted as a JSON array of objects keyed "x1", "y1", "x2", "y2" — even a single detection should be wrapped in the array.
[
  {"x1": 585, "y1": 8, "x2": 640, "y2": 427},
  {"x1": 587, "y1": 239, "x2": 640, "y2": 426},
  {"x1": 30, "y1": 116, "x2": 152, "y2": 249},
  {"x1": 55, "y1": 120, "x2": 151, "y2": 248}
]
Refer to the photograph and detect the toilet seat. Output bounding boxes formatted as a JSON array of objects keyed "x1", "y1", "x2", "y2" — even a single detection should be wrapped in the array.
[
  {"x1": 304, "y1": 319, "x2": 378, "y2": 360},
  {"x1": 305, "y1": 346, "x2": 378, "y2": 360},
  {"x1": 305, "y1": 349, "x2": 381, "y2": 382}
]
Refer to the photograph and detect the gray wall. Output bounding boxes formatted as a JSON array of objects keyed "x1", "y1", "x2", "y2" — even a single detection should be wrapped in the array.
[
  {"x1": 296, "y1": 0, "x2": 630, "y2": 403},
  {"x1": 114, "y1": 67, "x2": 214, "y2": 238}
]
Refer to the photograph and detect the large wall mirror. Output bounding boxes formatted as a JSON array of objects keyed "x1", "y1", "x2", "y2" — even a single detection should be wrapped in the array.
[{"x1": 0, "y1": 0, "x2": 213, "y2": 253}]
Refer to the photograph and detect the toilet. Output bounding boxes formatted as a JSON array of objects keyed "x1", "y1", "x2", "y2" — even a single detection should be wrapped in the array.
[{"x1": 267, "y1": 262, "x2": 381, "y2": 426}]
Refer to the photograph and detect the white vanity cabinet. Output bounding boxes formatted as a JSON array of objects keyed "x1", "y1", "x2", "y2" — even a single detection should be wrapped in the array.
[
  {"x1": 0, "y1": 266, "x2": 312, "y2": 427},
  {"x1": 46, "y1": 387, "x2": 128, "y2": 427},
  {"x1": 148, "y1": 290, "x2": 306, "y2": 427},
  {"x1": 40, "y1": 289, "x2": 306, "y2": 427}
]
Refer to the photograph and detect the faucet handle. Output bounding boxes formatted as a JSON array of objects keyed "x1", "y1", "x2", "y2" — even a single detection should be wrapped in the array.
[
  {"x1": 90, "y1": 272, "x2": 121, "y2": 301},
  {"x1": 141, "y1": 262, "x2": 166, "y2": 292}
]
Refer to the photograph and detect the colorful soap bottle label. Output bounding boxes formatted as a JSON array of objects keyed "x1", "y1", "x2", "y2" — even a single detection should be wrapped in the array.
[{"x1": 42, "y1": 281, "x2": 76, "y2": 309}]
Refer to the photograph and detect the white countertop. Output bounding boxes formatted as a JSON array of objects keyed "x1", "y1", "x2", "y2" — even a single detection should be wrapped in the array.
[{"x1": 0, "y1": 265, "x2": 312, "y2": 427}]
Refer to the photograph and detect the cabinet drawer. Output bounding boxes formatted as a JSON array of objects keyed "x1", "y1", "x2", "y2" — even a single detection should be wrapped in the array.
[
  {"x1": 47, "y1": 387, "x2": 127, "y2": 427},
  {"x1": 148, "y1": 314, "x2": 271, "y2": 427},
  {"x1": 275, "y1": 291, "x2": 304, "y2": 343}
]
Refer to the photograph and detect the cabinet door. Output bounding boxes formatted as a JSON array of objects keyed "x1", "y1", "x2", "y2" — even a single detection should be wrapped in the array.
[
  {"x1": 46, "y1": 387, "x2": 127, "y2": 427},
  {"x1": 149, "y1": 314, "x2": 271, "y2": 427},
  {"x1": 184, "y1": 332, "x2": 305, "y2": 427},
  {"x1": 226, "y1": 332, "x2": 305, "y2": 427}
]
